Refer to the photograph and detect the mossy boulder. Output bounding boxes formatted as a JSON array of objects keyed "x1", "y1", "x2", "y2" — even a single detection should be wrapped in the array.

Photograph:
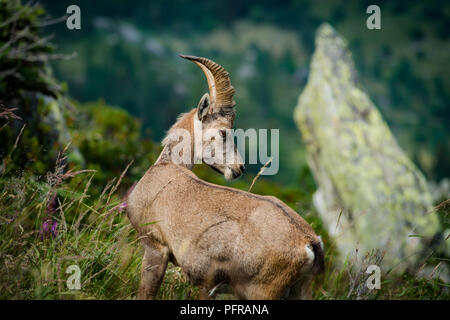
[{"x1": 294, "y1": 24, "x2": 441, "y2": 272}]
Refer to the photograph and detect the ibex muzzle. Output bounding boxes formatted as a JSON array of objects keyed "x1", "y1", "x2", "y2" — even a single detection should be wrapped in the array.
[{"x1": 127, "y1": 55, "x2": 324, "y2": 300}]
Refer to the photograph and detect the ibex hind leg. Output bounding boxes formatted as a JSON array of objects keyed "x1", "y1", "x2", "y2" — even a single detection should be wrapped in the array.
[
  {"x1": 237, "y1": 282, "x2": 286, "y2": 300},
  {"x1": 286, "y1": 275, "x2": 313, "y2": 300},
  {"x1": 137, "y1": 245, "x2": 169, "y2": 300}
]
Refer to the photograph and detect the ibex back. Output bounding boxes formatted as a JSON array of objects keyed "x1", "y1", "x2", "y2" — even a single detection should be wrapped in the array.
[{"x1": 127, "y1": 55, "x2": 324, "y2": 299}]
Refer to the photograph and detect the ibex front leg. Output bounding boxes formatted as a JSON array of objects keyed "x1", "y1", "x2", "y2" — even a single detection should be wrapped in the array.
[{"x1": 137, "y1": 245, "x2": 169, "y2": 300}]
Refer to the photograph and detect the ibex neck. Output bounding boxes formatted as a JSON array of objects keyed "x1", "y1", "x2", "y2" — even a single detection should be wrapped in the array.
[{"x1": 155, "y1": 108, "x2": 198, "y2": 169}]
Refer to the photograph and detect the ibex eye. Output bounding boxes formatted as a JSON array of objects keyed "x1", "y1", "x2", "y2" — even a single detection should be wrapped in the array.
[{"x1": 219, "y1": 130, "x2": 227, "y2": 138}]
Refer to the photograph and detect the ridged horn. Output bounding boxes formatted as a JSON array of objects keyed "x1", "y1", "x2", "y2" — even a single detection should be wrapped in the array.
[{"x1": 180, "y1": 54, "x2": 236, "y2": 108}]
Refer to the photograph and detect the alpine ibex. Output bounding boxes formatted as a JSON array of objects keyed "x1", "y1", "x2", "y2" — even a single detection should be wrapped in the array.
[{"x1": 127, "y1": 55, "x2": 324, "y2": 300}]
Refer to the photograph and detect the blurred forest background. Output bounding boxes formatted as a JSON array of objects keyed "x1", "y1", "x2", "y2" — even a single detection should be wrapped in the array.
[
  {"x1": 0, "y1": 0, "x2": 449, "y2": 299},
  {"x1": 41, "y1": 0, "x2": 450, "y2": 184}
]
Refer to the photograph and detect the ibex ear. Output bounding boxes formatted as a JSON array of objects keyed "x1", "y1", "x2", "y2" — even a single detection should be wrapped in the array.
[{"x1": 197, "y1": 93, "x2": 210, "y2": 121}]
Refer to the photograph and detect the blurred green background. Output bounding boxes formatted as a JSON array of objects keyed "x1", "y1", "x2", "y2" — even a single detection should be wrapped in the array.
[{"x1": 39, "y1": 0, "x2": 450, "y2": 185}]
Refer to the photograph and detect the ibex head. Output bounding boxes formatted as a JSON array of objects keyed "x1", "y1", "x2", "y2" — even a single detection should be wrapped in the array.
[{"x1": 180, "y1": 55, "x2": 245, "y2": 180}]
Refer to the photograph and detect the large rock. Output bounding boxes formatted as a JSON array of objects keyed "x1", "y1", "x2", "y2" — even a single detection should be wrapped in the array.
[{"x1": 294, "y1": 24, "x2": 440, "y2": 272}]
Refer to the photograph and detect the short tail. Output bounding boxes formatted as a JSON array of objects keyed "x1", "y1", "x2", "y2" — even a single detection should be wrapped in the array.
[{"x1": 311, "y1": 241, "x2": 325, "y2": 275}]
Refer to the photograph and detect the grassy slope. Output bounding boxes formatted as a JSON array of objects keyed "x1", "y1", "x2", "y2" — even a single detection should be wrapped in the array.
[{"x1": 1, "y1": 150, "x2": 448, "y2": 300}]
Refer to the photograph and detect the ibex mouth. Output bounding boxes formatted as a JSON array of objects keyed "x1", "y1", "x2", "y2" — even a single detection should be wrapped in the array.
[
  {"x1": 232, "y1": 165, "x2": 245, "y2": 179},
  {"x1": 225, "y1": 166, "x2": 245, "y2": 180},
  {"x1": 206, "y1": 164, "x2": 243, "y2": 180}
]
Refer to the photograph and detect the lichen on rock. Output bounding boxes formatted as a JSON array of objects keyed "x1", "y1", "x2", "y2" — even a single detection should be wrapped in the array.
[{"x1": 294, "y1": 23, "x2": 441, "y2": 272}]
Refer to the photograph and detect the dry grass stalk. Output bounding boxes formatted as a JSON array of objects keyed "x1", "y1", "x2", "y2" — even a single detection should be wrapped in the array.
[{"x1": 248, "y1": 157, "x2": 272, "y2": 192}]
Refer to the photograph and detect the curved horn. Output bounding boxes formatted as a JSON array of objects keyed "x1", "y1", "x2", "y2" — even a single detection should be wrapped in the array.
[{"x1": 180, "y1": 54, "x2": 236, "y2": 108}]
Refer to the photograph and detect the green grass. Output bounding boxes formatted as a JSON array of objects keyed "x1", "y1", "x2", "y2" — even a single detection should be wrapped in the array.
[
  {"x1": 0, "y1": 160, "x2": 448, "y2": 300},
  {"x1": 0, "y1": 151, "x2": 200, "y2": 299}
]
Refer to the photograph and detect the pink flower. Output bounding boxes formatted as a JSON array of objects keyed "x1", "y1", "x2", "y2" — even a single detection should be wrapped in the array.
[
  {"x1": 40, "y1": 219, "x2": 58, "y2": 239},
  {"x1": 118, "y1": 201, "x2": 128, "y2": 212},
  {"x1": 40, "y1": 192, "x2": 59, "y2": 239}
]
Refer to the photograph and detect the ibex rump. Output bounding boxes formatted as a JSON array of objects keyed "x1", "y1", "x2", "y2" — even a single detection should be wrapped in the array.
[{"x1": 127, "y1": 55, "x2": 324, "y2": 300}]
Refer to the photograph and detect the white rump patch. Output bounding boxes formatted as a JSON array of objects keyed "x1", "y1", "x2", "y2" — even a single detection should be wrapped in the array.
[{"x1": 305, "y1": 244, "x2": 315, "y2": 265}]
